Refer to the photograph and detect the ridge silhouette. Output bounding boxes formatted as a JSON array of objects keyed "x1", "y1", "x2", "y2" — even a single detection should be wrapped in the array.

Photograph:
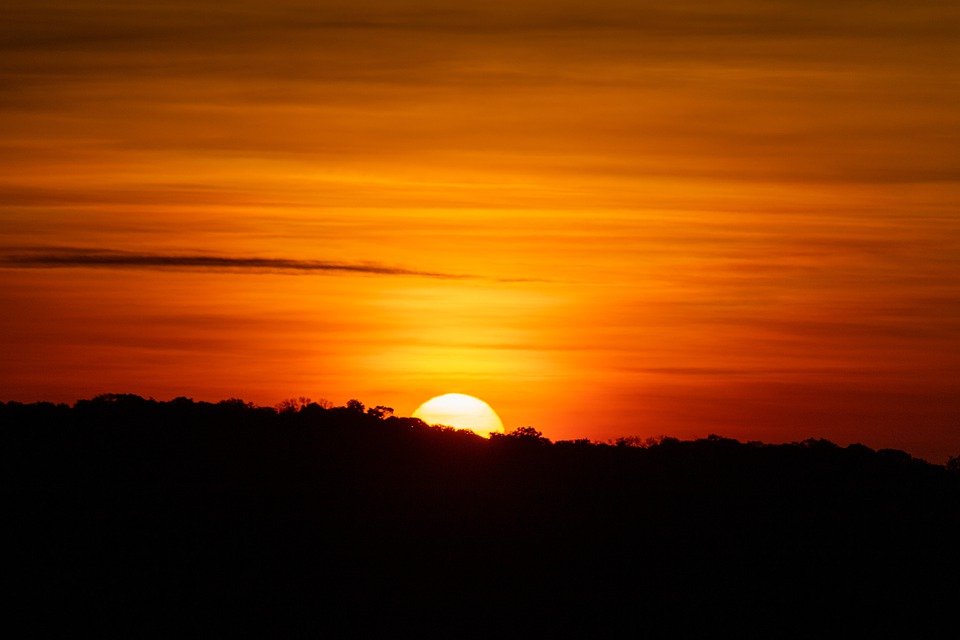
[{"x1": 4, "y1": 394, "x2": 959, "y2": 637}]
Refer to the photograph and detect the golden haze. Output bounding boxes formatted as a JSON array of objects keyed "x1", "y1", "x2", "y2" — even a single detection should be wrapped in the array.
[{"x1": 1, "y1": 2, "x2": 959, "y2": 460}]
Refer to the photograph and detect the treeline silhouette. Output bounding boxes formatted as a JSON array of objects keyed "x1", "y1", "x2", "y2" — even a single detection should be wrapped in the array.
[{"x1": 4, "y1": 394, "x2": 959, "y2": 637}]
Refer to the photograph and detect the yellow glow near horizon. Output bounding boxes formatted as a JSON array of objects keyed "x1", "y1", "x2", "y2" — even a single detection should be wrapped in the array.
[
  {"x1": 1, "y1": 2, "x2": 960, "y2": 462},
  {"x1": 412, "y1": 393, "x2": 505, "y2": 438}
]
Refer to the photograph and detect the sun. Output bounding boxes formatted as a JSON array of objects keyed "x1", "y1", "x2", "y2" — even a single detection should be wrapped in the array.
[{"x1": 412, "y1": 393, "x2": 505, "y2": 438}]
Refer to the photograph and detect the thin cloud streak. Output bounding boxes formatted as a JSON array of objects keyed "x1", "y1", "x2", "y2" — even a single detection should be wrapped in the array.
[
  {"x1": 1, "y1": 1, "x2": 958, "y2": 461},
  {"x1": 1, "y1": 248, "x2": 468, "y2": 279}
]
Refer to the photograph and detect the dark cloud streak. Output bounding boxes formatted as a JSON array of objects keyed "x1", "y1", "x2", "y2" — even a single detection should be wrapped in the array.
[{"x1": 0, "y1": 248, "x2": 468, "y2": 279}]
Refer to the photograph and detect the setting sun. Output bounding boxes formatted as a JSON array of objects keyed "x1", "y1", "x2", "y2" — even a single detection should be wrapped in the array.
[
  {"x1": 412, "y1": 393, "x2": 505, "y2": 438},
  {"x1": 1, "y1": 1, "x2": 959, "y2": 461}
]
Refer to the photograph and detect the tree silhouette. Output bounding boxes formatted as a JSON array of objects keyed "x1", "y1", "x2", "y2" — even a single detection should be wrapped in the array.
[
  {"x1": 366, "y1": 405, "x2": 393, "y2": 419},
  {"x1": 1, "y1": 395, "x2": 958, "y2": 637},
  {"x1": 499, "y1": 425, "x2": 551, "y2": 444},
  {"x1": 948, "y1": 455, "x2": 960, "y2": 474},
  {"x1": 276, "y1": 396, "x2": 312, "y2": 413}
]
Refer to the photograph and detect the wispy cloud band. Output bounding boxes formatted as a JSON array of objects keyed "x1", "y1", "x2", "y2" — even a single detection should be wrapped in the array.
[{"x1": 0, "y1": 247, "x2": 466, "y2": 279}]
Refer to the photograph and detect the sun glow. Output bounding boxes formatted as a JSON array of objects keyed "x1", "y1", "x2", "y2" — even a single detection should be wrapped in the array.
[{"x1": 412, "y1": 393, "x2": 505, "y2": 438}]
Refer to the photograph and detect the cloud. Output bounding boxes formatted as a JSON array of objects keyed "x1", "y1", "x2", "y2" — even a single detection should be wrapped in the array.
[
  {"x1": 0, "y1": 247, "x2": 467, "y2": 279},
  {"x1": 4, "y1": 1, "x2": 957, "y2": 189}
]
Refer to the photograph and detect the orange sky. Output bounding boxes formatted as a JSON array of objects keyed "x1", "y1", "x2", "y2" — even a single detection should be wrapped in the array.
[{"x1": 2, "y1": 1, "x2": 959, "y2": 461}]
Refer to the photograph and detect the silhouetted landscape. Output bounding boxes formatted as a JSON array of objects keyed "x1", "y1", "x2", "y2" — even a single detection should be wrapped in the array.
[{"x1": 5, "y1": 395, "x2": 959, "y2": 636}]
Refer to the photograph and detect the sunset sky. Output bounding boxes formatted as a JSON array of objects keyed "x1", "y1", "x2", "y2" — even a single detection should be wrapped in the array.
[{"x1": 2, "y1": 1, "x2": 959, "y2": 461}]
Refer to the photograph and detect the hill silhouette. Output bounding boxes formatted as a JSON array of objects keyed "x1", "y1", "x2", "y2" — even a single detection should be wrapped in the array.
[{"x1": 4, "y1": 394, "x2": 959, "y2": 637}]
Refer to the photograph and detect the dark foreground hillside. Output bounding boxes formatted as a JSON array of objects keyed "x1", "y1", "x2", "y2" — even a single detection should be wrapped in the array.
[{"x1": 3, "y1": 395, "x2": 959, "y2": 637}]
